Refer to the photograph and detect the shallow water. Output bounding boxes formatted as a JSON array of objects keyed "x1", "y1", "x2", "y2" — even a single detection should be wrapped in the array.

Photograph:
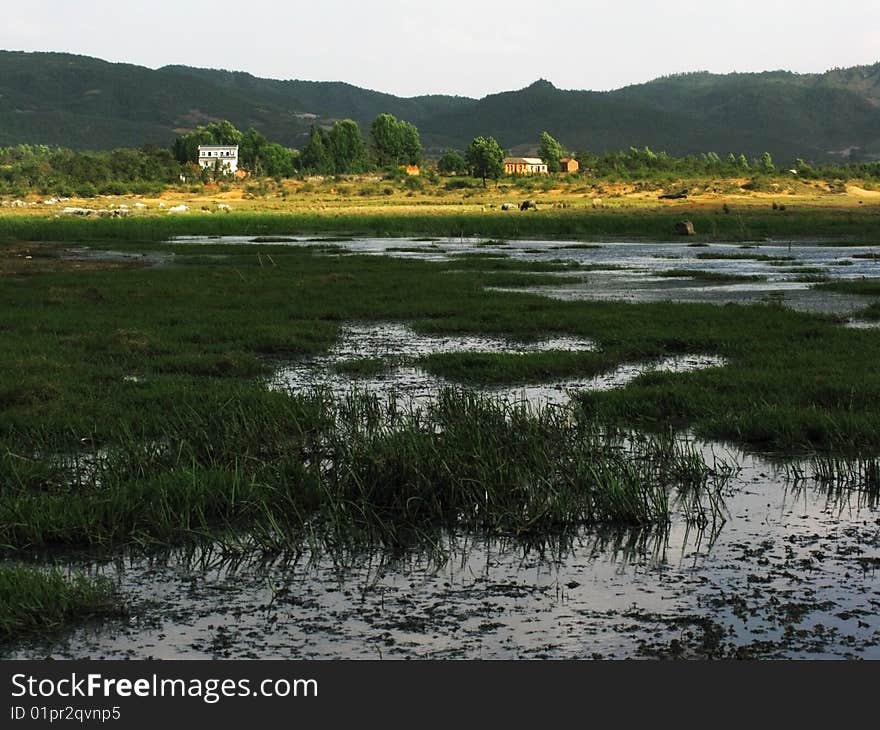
[
  {"x1": 6, "y1": 444, "x2": 878, "y2": 659},
  {"x1": 269, "y1": 322, "x2": 725, "y2": 408},
  {"x1": 173, "y1": 235, "x2": 880, "y2": 314}
]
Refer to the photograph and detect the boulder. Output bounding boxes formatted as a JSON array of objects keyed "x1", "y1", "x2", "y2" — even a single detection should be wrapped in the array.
[{"x1": 675, "y1": 220, "x2": 696, "y2": 236}]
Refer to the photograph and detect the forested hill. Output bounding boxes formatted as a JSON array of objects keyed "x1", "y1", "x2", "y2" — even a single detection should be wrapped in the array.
[{"x1": 2, "y1": 51, "x2": 879, "y2": 161}]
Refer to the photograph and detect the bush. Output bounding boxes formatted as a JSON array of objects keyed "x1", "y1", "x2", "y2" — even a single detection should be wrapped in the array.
[
  {"x1": 444, "y1": 178, "x2": 475, "y2": 190},
  {"x1": 404, "y1": 175, "x2": 424, "y2": 192}
]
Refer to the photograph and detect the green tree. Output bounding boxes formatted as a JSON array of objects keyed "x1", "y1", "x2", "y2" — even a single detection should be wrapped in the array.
[
  {"x1": 327, "y1": 119, "x2": 367, "y2": 173},
  {"x1": 370, "y1": 113, "x2": 422, "y2": 168},
  {"x1": 538, "y1": 131, "x2": 567, "y2": 172},
  {"x1": 759, "y1": 151, "x2": 775, "y2": 174},
  {"x1": 205, "y1": 120, "x2": 244, "y2": 146},
  {"x1": 262, "y1": 143, "x2": 295, "y2": 178},
  {"x1": 465, "y1": 136, "x2": 504, "y2": 187},
  {"x1": 172, "y1": 120, "x2": 243, "y2": 164},
  {"x1": 437, "y1": 149, "x2": 468, "y2": 175},
  {"x1": 300, "y1": 126, "x2": 332, "y2": 174},
  {"x1": 239, "y1": 128, "x2": 268, "y2": 175},
  {"x1": 172, "y1": 127, "x2": 215, "y2": 164}
]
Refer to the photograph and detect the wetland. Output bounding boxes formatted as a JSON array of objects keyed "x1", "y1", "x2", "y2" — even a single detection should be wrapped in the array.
[{"x1": 2, "y1": 224, "x2": 879, "y2": 658}]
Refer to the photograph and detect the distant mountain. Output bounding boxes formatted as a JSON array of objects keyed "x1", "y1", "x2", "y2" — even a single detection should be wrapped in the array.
[{"x1": 1, "y1": 51, "x2": 879, "y2": 162}]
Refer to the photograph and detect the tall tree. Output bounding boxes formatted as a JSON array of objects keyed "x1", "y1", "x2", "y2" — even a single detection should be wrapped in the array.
[
  {"x1": 262, "y1": 143, "x2": 295, "y2": 178},
  {"x1": 437, "y1": 149, "x2": 467, "y2": 175},
  {"x1": 538, "y1": 131, "x2": 567, "y2": 172},
  {"x1": 205, "y1": 120, "x2": 244, "y2": 146},
  {"x1": 370, "y1": 113, "x2": 422, "y2": 168},
  {"x1": 300, "y1": 126, "x2": 332, "y2": 174},
  {"x1": 239, "y1": 128, "x2": 268, "y2": 174},
  {"x1": 465, "y1": 136, "x2": 504, "y2": 187},
  {"x1": 171, "y1": 120, "x2": 244, "y2": 164},
  {"x1": 327, "y1": 119, "x2": 367, "y2": 173}
]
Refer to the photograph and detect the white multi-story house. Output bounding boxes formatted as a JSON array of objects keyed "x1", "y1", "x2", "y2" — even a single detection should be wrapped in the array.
[{"x1": 198, "y1": 145, "x2": 239, "y2": 173}]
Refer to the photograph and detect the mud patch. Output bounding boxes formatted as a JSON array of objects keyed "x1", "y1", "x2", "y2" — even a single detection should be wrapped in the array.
[{"x1": 1, "y1": 243, "x2": 170, "y2": 276}]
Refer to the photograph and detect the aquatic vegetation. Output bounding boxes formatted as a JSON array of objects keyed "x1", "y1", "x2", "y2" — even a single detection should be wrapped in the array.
[
  {"x1": 0, "y1": 391, "x2": 729, "y2": 551},
  {"x1": 0, "y1": 565, "x2": 118, "y2": 641},
  {"x1": 816, "y1": 278, "x2": 880, "y2": 296},
  {"x1": 653, "y1": 269, "x2": 767, "y2": 282}
]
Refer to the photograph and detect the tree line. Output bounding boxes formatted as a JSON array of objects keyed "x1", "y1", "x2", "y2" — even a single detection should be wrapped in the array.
[
  {"x1": 2, "y1": 118, "x2": 880, "y2": 198},
  {"x1": 172, "y1": 114, "x2": 422, "y2": 178}
]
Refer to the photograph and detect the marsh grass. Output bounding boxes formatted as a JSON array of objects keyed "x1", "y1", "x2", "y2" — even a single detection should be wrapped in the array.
[
  {"x1": 0, "y1": 565, "x2": 118, "y2": 641},
  {"x1": 2, "y1": 241, "x2": 880, "y2": 466},
  {"x1": 0, "y1": 390, "x2": 729, "y2": 551},
  {"x1": 695, "y1": 253, "x2": 796, "y2": 262},
  {"x1": 787, "y1": 455, "x2": 880, "y2": 502},
  {"x1": 416, "y1": 351, "x2": 619, "y2": 384},
  {"x1": 816, "y1": 278, "x2": 880, "y2": 296},
  {"x1": 331, "y1": 358, "x2": 391, "y2": 377},
  {"x1": 856, "y1": 303, "x2": 880, "y2": 320},
  {"x1": 653, "y1": 269, "x2": 767, "y2": 283},
  {"x1": 3, "y1": 204, "x2": 880, "y2": 244},
  {"x1": 477, "y1": 272, "x2": 580, "y2": 287}
]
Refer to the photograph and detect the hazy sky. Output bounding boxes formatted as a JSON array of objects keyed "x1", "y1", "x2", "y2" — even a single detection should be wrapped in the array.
[{"x1": 3, "y1": 0, "x2": 879, "y2": 98}]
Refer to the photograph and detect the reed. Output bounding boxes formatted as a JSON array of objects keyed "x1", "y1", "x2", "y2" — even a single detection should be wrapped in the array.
[
  {"x1": 0, "y1": 565, "x2": 118, "y2": 641},
  {"x1": 0, "y1": 390, "x2": 730, "y2": 551}
]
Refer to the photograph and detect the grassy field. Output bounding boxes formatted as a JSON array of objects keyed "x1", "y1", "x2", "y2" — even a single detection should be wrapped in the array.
[{"x1": 2, "y1": 174, "x2": 880, "y2": 243}]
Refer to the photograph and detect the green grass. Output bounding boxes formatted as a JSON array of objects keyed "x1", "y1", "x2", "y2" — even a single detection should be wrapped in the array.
[
  {"x1": 653, "y1": 269, "x2": 767, "y2": 283},
  {"x1": 417, "y1": 351, "x2": 617, "y2": 384},
  {"x1": 816, "y1": 278, "x2": 880, "y2": 296},
  {"x1": 3, "y1": 204, "x2": 880, "y2": 243},
  {"x1": 2, "y1": 241, "x2": 880, "y2": 454},
  {"x1": 856, "y1": 303, "x2": 880, "y2": 320},
  {"x1": 332, "y1": 357, "x2": 390, "y2": 377},
  {"x1": 694, "y1": 253, "x2": 796, "y2": 262},
  {"x1": 0, "y1": 390, "x2": 727, "y2": 550},
  {"x1": 0, "y1": 565, "x2": 118, "y2": 641},
  {"x1": 478, "y1": 272, "x2": 579, "y2": 287}
]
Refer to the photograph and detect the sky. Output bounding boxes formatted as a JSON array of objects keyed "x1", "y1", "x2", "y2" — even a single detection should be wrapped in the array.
[{"x1": 3, "y1": 0, "x2": 879, "y2": 98}]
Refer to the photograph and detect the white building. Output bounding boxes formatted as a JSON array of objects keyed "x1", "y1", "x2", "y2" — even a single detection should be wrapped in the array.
[
  {"x1": 198, "y1": 145, "x2": 239, "y2": 174},
  {"x1": 503, "y1": 157, "x2": 548, "y2": 175}
]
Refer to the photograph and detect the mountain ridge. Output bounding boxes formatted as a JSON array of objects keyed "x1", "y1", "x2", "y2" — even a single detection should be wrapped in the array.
[{"x1": 1, "y1": 51, "x2": 879, "y2": 161}]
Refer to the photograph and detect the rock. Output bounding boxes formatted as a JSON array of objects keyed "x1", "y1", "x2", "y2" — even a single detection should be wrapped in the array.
[{"x1": 675, "y1": 220, "x2": 696, "y2": 236}]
